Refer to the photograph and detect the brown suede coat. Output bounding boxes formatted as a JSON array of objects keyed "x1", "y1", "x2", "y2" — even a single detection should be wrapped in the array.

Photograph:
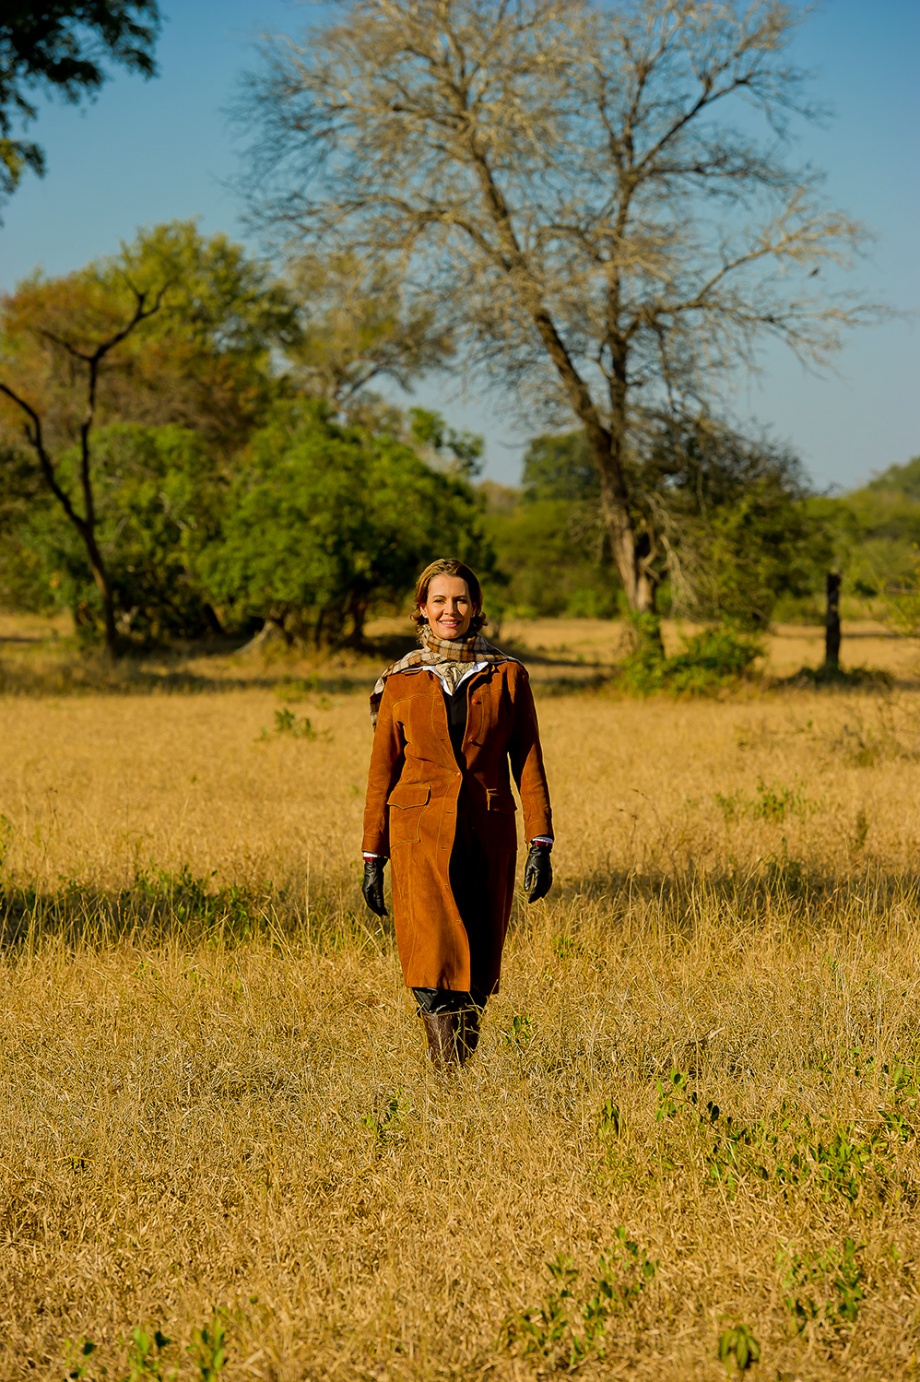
[{"x1": 362, "y1": 660, "x2": 552, "y2": 993}]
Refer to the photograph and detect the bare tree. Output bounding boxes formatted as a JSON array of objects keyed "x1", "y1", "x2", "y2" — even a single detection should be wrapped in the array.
[
  {"x1": 241, "y1": 0, "x2": 875, "y2": 625},
  {"x1": 0, "y1": 281, "x2": 168, "y2": 656}
]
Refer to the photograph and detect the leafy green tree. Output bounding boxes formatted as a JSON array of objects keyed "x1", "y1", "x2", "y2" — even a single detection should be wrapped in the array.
[
  {"x1": 0, "y1": 271, "x2": 169, "y2": 652},
  {"x1": 696, "y1": 474, "x2": 827, "y2": 629},
  {"x1": 408, "y1": 407, "x2": 484, "y2": 480},
  {"x1": 103, "y1": 220, "x2": 294, "y2": 446},
  {"x1": 63, "y1": 425, "x2": 225, "y2": 637},
  {"x1": 636, "y1": 415, "x2": 831, "y2": 629},
  {"x1": 484, "y1": 437, "x2": 616, "y2": 618},
  {"x1": 522, "y1": 434, "x2": 599, "y2": 504},
  {"x1": 487, "y1": 416, "x2": 828, "y2": 628},
  {"x1": 865, "y1": 455, "x2": 920, "y2": 503},
  {"x1": 0, "y1": 439, "x2": 54, "y2": 612},
  {"x1": 824, "y1": 454, "x2": 920, "y2": 605},
  {"x1": 200, "y1": 403, "x2": 493, "y2": 647},
  {"x1": 484, "y1": 492, "x2": 620, "y2": 619},
  {"x1": 0, "y1": 222, "x2": 289, "y2": 652},
  {"x1": 1, "y1": 425, "x2": 225, "y2": 640},
  {"x1": 0, "y1": 2, "x2": 160, "y2": 203}
]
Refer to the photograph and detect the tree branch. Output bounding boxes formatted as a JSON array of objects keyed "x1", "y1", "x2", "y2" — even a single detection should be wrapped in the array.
[{"x1": 0, "y1": 381, "x2": 86, "y2": 534}]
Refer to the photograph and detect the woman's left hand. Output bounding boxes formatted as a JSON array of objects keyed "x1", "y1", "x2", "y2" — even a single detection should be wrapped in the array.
[{"x1": 523, "y1": 843, "x2": 553, "y2": 903}]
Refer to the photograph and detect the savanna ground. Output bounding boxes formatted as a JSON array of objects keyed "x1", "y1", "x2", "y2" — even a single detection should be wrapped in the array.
[{"x1": 3, "y1": 615, "x2": 920, "y2": 1381}]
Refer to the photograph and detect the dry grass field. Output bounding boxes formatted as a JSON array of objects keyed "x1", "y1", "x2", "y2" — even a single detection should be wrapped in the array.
[{"x1": 3, "y1": 617, "x2": 920, "y2": 1380}]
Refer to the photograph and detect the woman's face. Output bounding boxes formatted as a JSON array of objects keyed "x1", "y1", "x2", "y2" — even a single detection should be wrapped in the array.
[{"x1": 421, "y1": 575, "x2": 475, "y2": 640}]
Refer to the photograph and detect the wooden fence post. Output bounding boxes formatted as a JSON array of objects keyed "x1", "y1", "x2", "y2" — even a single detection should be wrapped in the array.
[{"x1": 825, "y1": 570, "x2": 842, "y2": 673}]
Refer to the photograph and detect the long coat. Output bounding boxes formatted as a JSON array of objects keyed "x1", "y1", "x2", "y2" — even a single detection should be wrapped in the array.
[{"x1": 362, "y1": 659, "x2": 553, "y2": 994}]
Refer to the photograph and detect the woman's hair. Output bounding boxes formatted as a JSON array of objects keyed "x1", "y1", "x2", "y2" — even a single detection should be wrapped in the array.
[{"x1": 412, "y1": 558, "x2": 487, "y2": 634}]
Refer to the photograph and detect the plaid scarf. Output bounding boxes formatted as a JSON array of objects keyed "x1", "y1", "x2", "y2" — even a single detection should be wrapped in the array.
[{"x1": 370, "y1": 624, "x2": 517, "y2": 724}]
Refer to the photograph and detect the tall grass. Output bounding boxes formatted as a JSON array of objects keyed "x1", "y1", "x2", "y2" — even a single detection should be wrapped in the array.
[{"x1": 2, "y1": 659, "x2": 920, "y2": 1379}]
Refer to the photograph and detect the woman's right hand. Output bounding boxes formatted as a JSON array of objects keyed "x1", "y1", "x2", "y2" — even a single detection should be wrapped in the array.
[
  {"x1": 523, "y1": 842, "x2": 553, "y2": 903},
  {"x1": 362, "y1": 857, "x2": 388, "y2": 916}
]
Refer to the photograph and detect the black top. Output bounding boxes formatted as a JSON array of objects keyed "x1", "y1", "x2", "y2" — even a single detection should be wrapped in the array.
[{"x1": 443, "y1": 679, "x2": 470, "y2": 765}]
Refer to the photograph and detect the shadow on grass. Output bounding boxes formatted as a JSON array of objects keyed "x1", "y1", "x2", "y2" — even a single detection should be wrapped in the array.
[
  {"x1": 5, "y1": 857, "x2": 918, "y2": 951},
  {"x1": 0, "y1": 865, "x2": 395, "y2": 951},
  {"x1": 546, "y1": 857, "x2": 920, "y2": 935},
  {"x1": 774, "y1": 664, "x2": 897, "y2": 691},
  {"x1": 0, "y1": 647, "x2": 390, "y2": 698},
  {"x1": 4, "y1": 632, "x2": 913, "y2": 701}
]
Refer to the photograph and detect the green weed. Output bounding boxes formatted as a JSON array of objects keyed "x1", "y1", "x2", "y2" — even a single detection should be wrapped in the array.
[
  {"x1": 655, "y1": 1068, "x2": 687, "y2": 1120},
  {"x1": 712, "y1": 1119, "x2": 889, "y2": 1204},
  {"x1": 361, "y1": 1091, "x2": 408, "y2": 1147},
  {"x1": 796, "y1": 1129, "x2": 887, "y2": 1203},
  {"x1": 124, "y1": 1327, "x2": 175, "y2": 1381},
  {"x1": 552, "y1": 933, "x2": 576, "y2": 960},
  {"x1": 273, "y1": 675, "x2": 319, "y2": 702},
  {"x1": 502, "y1": 1231, "x2": 657, "y2": 1369},
  {"x1": 64, "y1": 1339, "x2": 96, "y2": 1381},
  {"x1": 504, "y1": 1014, "x2": 534, "y2": 1051},
  {"x1": 64, "y1": 1327, "x2": 178, "y2": 1382},
  {"x1": 597, "y1": 1099, "x2": 622, "y2": 1143},
  {"x1": 715, "y1": 778, "x2": 815, "y2": 825},
  {"x1": 187, "y1": 1319, "x2": 227, "y2": 1382},
  {"x1": 259, "y1": 706, "x2": 325, "y2": 740},
  {"x1": 717, "y1": 1323, "x2": 760, "y2": 1373},
  {"x1": 655, "y1": 1070, "x2": 719, "y2": 1125},
  {"x1": 652, "y1": 1073, "x2": 896, "y2": 1205},
  {"x1": 133, "y1": 865, "x2": 260, "y2": 940},
  {"x1": 779, "y1": 1237, "x2": 865, "y2": 1333}
]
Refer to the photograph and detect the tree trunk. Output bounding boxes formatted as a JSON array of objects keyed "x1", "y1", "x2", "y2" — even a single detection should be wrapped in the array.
[
  {"x1": 587, "y1": 357, "x2": 664, "y2": 651},
  {"x1": 825, "y1": 570, "x2": 842, "y2": 672},
  {"x1": 237, "y1": 618, "x2": 286, "y2": 654},
  {"x1": 84, "y1": 529, "x2": 119, "y2": 658},
  {"x1": 202, "y1": 602, "x2": 225, "y2": 637},
  {"x1": 345, "y1": 597, "x2": 369, "y2": 650},
  {"x1": 587, "y1": 434, "x2": 641, "y2": 606},
  {"x1": 598, "y1": 344, "x2": 661, "y2": 631}
]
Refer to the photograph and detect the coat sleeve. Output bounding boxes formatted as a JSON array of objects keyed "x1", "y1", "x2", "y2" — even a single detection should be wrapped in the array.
[
  {"x1": 362, "y1": 678, "x2": 406, "y2": 857},
  {"x1": 508, "y1": 665, "x2": 553, "y2": 844}
]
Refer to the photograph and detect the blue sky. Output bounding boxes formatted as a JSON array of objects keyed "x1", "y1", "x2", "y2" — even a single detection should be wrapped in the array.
[{"x1": 1, "y1": 0, "x2": 917, "y2": 491}]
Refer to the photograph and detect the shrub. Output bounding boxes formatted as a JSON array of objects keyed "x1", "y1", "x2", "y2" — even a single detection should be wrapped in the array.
[{"x1": 620, "y1": 618, "x2": 762, "y2": 697}]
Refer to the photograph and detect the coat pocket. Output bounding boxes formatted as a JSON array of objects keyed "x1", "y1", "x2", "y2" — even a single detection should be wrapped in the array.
[
  {"x1": 485, "y1": 788, "x2": 517, "y2": 815},
  {"x1": 387, "y1": 783, "x2": 431, "y2": 844}
]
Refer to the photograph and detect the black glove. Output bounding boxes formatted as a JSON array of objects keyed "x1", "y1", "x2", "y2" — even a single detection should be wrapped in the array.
[
  {"x1": 523, "y1": 843, "x2": 553, "y2": 903},
  {"x1": 362, "y1": 857, "x2": 388, "y2": 916}
]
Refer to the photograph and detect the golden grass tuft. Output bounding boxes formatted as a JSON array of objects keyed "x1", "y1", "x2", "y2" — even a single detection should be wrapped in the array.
[{"x1": 2, "y1": 621, "x2": 920, "y2": 1379}]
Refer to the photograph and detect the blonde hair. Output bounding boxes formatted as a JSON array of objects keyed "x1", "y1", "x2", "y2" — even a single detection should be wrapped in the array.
[{"x1": 412, "y1": 558, "x2": 486, "y2": 634}]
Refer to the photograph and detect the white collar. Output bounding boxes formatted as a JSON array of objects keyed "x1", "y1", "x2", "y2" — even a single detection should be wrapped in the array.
[{"x1": 425, "y1": 661, "x2": 488, "y2": 694}]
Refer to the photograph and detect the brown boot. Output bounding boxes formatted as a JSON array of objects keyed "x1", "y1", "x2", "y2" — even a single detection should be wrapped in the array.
[
  {"x1": 457, "y1": 1008, "x2": 482, "y2": 1065},
  {"x1": 420, "y1": 1011, "x2": 460, "y2": 1070}
]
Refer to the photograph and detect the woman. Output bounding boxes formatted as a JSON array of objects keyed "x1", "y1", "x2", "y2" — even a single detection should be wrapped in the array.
[{"x1": 361, "y1": 558, "x2": 554, "y2": 1069}]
